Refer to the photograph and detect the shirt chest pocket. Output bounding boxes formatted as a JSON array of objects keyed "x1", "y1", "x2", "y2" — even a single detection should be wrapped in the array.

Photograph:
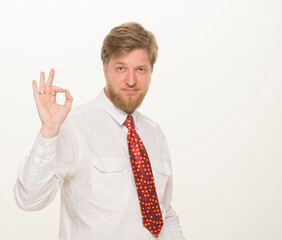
[
  {"x1": 90, "y1": 157, "x2": 131, "y2": 205},
  {"x1": 150, "y1": 157, "x2": 172, "y2": 203}
]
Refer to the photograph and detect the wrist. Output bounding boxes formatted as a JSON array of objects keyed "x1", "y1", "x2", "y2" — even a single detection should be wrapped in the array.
[{"x1": 40, "y1": 125, "x2": 60, "y2": 139}]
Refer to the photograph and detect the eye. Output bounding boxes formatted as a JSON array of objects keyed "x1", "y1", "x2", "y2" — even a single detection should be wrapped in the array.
[
  {"x1": 117, "y1": 67, "x2": 125, "y2": 72},
  {"x1": 138, "y1": 68, "x2": 146, "y2": 72}
]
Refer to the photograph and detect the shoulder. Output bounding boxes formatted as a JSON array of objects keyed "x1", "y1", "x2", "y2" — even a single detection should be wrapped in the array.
[
  {"x1": 136, "y1": 111, "x2": 158, "y2": 126},
  {"x1": 68, "y1": 96, "x2": 106, "y2": 120},
  {"x1": 69, "y1": 98, "x2": 100, "y2": 117},
  {"x1": 61, "y1": 97, "x2": 104, "y2": 132},
  {"x1": 135, "y1": 111, "x2": 166, "y2": 137}
]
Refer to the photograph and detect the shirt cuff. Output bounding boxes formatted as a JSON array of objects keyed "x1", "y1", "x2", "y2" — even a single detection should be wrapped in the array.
[
  {"x1": 38, "y1": 130, "x2": 60, "y2": 144},
  {"x1": 30, "y1": 131, "x2": 59, "y2": 161}
]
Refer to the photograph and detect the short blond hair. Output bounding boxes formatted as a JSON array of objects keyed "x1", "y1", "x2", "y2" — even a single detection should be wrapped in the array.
[{"x1": 101, "y1": 22, "x2": 158, "y2": 68}]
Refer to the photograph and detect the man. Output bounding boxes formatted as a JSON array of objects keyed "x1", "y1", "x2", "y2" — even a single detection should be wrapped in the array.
[{"x1": 14, "y1": 22, "x2": 185, "y2": 240}]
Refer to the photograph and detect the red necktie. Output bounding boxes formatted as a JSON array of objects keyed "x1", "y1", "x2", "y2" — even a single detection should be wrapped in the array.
[{"x1": 123, "y1": 115, "x2": 164, "y2": 238}]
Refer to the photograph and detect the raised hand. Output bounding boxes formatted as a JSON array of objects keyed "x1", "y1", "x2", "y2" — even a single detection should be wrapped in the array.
[{"x1": 32, "y1": 68, "x2": 73, "y2": 138}]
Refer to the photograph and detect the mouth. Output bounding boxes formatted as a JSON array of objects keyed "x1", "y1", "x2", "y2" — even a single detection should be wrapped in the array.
[{"x1": 122, "y1": 89, "x2": 139, "y2": 94}]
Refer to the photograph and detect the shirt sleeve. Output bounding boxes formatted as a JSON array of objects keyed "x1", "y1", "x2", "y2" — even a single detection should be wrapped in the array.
[
  {"x1": 13, "y1": 117, "x2": 78, "y2": 211},
  {"x1": 161, "y1": 133, "x2": 186, "y2": 239}
]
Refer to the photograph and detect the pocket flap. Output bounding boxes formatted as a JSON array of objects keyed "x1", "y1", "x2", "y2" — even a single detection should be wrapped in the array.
[
  {"x1": 91, "y1": 157, "x2": 125, "y2": 173},
  {"x1": 151, "y1": 157, "x2": 172, "y2": 176}
]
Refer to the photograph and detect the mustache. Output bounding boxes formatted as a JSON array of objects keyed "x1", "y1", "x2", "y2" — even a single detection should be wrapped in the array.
[{"x1": 121, "y1": 87, "x2": 140, "y2": 90}]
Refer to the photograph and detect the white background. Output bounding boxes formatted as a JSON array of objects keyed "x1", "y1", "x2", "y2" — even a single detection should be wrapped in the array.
[{"x1": 0, "y1": 0, "x2": 282, "y2": 239}]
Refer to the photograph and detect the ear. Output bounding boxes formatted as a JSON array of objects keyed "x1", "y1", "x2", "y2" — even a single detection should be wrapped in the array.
[{"x1": 103, "y1": 61, "x2": 107, "y2": 78}]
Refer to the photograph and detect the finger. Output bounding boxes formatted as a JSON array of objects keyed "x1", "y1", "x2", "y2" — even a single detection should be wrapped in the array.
[
  {"x1": 39, "y1": 71, "x2": 46, "y2": 92},
  {"x1": 32, "y1": 80, "x2": 40, "y2": 103},
  {"x1": 46, "y1": 68, "x2": 55, "y2": 94},
  {"x1": 32, "y1": 80, "x2": 39, "y2": 95},
  {"x1": 63, "y1": 89, "x2": 73, "y2": 108},
  {"x1": 50, "y1": 86, "x2": 66, "y2": 104},
  {"x1": 51, "y1": 85, "x2": 66, "y2": 95}
]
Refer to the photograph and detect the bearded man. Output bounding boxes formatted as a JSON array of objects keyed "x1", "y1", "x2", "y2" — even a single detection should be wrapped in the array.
[{"x1": 14, "y1": 22, "x2": 185, "y2": 240}]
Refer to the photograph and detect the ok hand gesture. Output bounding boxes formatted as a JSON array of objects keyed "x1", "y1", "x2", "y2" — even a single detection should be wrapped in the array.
[{"x1": 32, "y1": 69, "x2": 73, "y2": 138}]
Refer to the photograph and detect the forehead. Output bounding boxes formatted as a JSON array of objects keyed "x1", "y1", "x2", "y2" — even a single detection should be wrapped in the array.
[{"x1": 109, "y1": 48, "x2": 151, "y2": 67}]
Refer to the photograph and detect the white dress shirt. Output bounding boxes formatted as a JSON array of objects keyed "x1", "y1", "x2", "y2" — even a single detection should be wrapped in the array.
[{"x1": 14, "y1": 89, "x2": 185, "y2": 240}]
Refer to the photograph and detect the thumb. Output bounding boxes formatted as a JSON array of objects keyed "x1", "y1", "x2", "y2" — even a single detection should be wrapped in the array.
[{"x1": 63, "y1": 89, "x2": 73, "y2": 109}]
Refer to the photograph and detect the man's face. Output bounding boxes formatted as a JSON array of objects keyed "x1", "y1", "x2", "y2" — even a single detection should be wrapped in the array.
[{"x1": 103, "y1": 48, "x2": 152, "y2": 114}]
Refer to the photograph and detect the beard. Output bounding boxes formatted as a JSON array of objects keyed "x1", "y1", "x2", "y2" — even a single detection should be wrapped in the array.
[{"x1": 106, "y1": 83, "x2": 149, "y2": 114}]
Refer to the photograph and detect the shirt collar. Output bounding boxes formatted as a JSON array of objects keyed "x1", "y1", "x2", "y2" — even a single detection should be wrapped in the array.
[{"x1": 97, "y1": 88, "x2": 139, "y2": 130}]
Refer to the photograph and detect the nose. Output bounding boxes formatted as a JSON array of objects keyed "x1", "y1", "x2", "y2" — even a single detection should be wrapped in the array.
[{"x1": 125, "y1": 70, "x2": 137, "y2": 87}]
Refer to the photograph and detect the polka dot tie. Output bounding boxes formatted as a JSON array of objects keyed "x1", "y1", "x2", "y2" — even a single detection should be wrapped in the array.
[{"x1": 123, "y1": 115, "x2": 164, "y2": 238}]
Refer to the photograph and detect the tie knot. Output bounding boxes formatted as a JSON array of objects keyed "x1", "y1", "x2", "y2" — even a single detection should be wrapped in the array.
[{"x1": 123, "y1": 115, "x2": 135, "y2": 131}]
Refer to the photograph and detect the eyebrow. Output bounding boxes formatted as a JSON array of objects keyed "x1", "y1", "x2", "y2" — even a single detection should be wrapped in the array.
[
  {"x1": 113, "y1": 62, "x2": 150, "y2": 68},
  {"x1": 114, "y1": 62, "x2": 126, "y2": 66},
  {"x1": 137, "y1": 65, "x2": 150, "y2": 68}
]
